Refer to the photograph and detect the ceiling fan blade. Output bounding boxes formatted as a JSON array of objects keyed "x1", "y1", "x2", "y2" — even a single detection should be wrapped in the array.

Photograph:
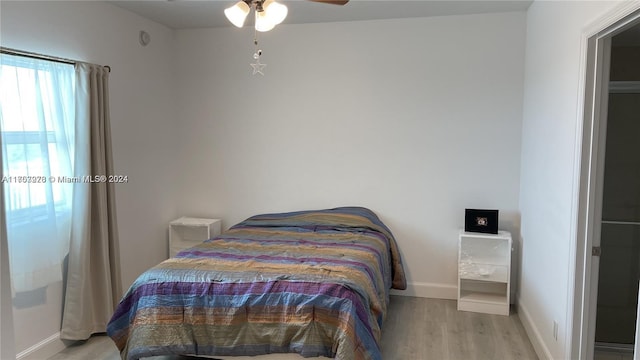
[{"x1": 307, "y1": 0, "x2": 349, "y2": 5}]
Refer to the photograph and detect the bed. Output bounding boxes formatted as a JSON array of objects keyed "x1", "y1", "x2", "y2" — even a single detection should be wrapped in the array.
[{"x1": 107, "y1": 206, "x2": 406, "y2": 360}]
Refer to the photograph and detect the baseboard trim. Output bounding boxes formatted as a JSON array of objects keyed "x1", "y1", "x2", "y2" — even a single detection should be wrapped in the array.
[
  {"x1": 16, "y1": 332, "x2": 67, "y2": 360},
  {"x1": 391, "y1": 281, "x2": 457, "y2": 299},
  {"x1": 517, "y1": 298, "x2": 553, "y2": 360}
]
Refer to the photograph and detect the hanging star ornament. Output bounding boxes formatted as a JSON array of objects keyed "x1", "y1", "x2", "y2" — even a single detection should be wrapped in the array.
[{"x1": 250, "y1": 51, "x2": 266, "y2": 76}]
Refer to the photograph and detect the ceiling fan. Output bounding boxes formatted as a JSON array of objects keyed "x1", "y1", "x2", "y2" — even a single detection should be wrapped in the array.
[
  {"x1": 225, "y1": 0, "x2": 349, "y2": 32},
  {"x1": 224, "y1": 0, "x2": 349, "y2": 75}
]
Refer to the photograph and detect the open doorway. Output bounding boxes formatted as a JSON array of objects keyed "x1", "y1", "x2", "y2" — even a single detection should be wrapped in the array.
[
  {"x1": 573, "y1": 6, "x2": 640, "y2": 360},
  {"x1": 593, "y1": 22, "x2": 640, "y2": 359}
]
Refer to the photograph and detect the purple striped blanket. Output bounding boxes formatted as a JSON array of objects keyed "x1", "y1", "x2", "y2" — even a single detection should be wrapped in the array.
[{"x1": 107, "y1": 207, "x2": 406, "y2": 360}]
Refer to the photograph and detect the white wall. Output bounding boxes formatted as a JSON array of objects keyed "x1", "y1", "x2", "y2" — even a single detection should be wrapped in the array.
[
  {"x1": 174, "y1": 12, "x2": 526, "y2": 299},
  {"x1": 518, "y1": 1, "x2": 630, "y2": 359},
  {"x1": 0, "y1": 1, "x2": 177, "y2": 355}
]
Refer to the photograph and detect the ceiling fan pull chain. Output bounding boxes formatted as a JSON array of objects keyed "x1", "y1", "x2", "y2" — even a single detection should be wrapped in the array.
[{"x1": 250, "y1": 30, "x2": 266, "y2": 75}]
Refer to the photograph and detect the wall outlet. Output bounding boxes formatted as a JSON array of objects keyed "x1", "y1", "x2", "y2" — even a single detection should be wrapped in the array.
[{"x1": 553, "y1": 320, "x2": 559, "y2": 341}]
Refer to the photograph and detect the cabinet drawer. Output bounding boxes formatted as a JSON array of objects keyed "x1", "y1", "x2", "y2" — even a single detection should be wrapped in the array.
[{"x1": 459, "y1": 263, "x2": 508, "y2": 282}]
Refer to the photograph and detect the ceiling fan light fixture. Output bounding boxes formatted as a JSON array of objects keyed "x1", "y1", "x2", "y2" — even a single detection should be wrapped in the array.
[
  {"x1": 255, "y1": 10, "x2": 276, "y2": 32},
  {"x1": 224, "y1": 1, "x2": 250, "y2": 28},
  {"x1": 263, "y1": 0, "x2": 288, "y2": 25}
]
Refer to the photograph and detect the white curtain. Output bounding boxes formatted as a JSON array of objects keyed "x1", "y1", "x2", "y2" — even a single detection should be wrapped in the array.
[
  {"x1": 60, "y1": 62, "x2": 122, "y2": 340},
  {"x1": 0, "y1": 54, "x2": 75, "y2": 293},
  {"x1": 1, "y1": 54, "x2": 121, "y2": 341}
]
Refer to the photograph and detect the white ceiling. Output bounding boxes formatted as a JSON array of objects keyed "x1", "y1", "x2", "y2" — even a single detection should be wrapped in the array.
[{"x1": 109, "y1": 0, "x2": 533, "y2": 30}]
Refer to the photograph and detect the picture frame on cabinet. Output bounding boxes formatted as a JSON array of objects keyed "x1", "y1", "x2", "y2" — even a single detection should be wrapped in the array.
[{"x1": 464, "y1": 209, "x2": 499, "y2": 234}]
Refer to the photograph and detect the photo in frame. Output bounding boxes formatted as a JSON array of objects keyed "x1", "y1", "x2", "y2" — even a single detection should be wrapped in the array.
[{"x1": 464, "y1": 209, "x2": 499, "y2": 234}]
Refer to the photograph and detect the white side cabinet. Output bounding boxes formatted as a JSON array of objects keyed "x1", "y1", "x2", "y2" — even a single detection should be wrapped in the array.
[
  {"x1": 458, "y1": 230, "x2": 512, "y2": 316},
  {"x1": 169, "y1": 217, "x2": 222, "y2": 257}
]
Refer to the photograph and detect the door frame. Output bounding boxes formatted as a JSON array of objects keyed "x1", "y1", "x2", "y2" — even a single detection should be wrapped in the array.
[{"x1": 571, "y1": 3, "x2": 640, "y2": 360}]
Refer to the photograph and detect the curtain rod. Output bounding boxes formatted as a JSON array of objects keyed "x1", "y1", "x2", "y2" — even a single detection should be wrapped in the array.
[{"x1": 0, "y1": 47, "x2": 111, "y2": 72}]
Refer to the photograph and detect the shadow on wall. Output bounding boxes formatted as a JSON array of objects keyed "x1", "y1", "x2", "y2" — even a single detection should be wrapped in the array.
[
  {"x1": 12, "y1": 287, "x2": 47, "y2": 309},
  {"x1": 500, "y1": 210, "x2": 522, "y2": 303},
  {"x1": 11, "y1": 253, "x2": 69, "y2": 309}
]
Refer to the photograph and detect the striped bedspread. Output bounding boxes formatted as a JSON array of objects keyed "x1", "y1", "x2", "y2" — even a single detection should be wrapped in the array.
[{"x1": 107, "y1": 207, "x2": 406, "y2": 360}]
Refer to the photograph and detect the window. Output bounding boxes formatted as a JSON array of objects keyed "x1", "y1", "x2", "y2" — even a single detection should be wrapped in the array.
[{"x1": 0, "y1": 53, "x2": 75, "y2": 292}]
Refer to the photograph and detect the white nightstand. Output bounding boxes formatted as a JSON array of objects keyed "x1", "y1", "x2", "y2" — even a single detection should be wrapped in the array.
[
  {"x1": 457, "y1": 230, "x2": 512, "y2": 316},
  {"x1": 169, "y1": 217, "x2": 221, "y2": 257}
]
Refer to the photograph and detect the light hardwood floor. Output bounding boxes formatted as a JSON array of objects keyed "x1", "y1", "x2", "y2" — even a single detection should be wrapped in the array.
[{"x1": 48, "y1": 296, "x2": 538, "y2": 360}]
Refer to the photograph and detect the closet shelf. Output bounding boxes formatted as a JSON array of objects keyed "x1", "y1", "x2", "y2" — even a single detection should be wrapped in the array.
[
  {"x1": 609, "y1": 81, "x2": 640, "y2": 93},
  {"x1": 601, "y1": 220, "x2": 640, "y2": 226}
]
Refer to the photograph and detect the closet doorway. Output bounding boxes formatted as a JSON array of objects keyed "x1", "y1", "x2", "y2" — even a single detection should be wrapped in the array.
[{"x1": 593, "y1": 22, "x2": 640, "y2": 359}]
